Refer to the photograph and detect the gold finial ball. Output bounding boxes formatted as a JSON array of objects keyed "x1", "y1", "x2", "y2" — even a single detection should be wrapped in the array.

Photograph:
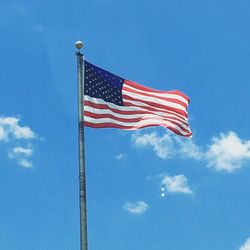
[{"x1": 75, "y1": 41, "x2": 83, "y2": 50}]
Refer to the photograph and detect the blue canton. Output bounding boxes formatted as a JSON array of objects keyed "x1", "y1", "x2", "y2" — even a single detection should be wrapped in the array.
[{"x1": 84, "y1": 61, "x2": 124, "y2": 106}]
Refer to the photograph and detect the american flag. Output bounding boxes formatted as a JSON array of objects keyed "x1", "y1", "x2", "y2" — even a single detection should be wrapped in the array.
[{"x1": 84, "y1": 61, "x2": 192, "y2": 137}]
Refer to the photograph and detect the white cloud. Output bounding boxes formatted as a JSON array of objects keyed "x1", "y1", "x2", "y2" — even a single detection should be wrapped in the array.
[
  {"x1": 176, "y1": 137, "x2": 203, "y2": 160},
  {"x1": 123, "y1": 201, "x2": 149, "y2": 215},
  {"x1": 115, "y1": 153, "x2": 126, "y2": 160},
  {"x1": 8, "y1": 145, "x2": 34, "y2": 168},
  {"x1": 161, "y1": 174, "x2": 193, "y2": 195},
  {"x1": 131, "y1": 131, "x2": 201, "y2": 160},
  {"x1": 12, "y1": 146, "x2": 33, "y2": 157},
  {"x1": 131, "y1": 130, "x2": 250, "y2": 173},
  {"x1": 0, "y1": 116, "x2": 37, "y2": 168},
  {"x1": 8, "y1": 145, "x2": 33, "y2": 159},
  {"x1": 240, "y1": 238, "x2": 250, "y2": 250},
  {"x1": 0, "y1": 126, "x2": 7, "y2": 140},
  {"x1": 17, "y1": 159, "x2": 33, "y2": 168},
  {"x1": 132, "y1": 132, "x2": 174, "y2": 159},
  {"x1": 0, "y1": 117, "x2": 35, "y2": 140},
  {"x1": 205, "y1": 131, "x2": 250, "y2": 172}
]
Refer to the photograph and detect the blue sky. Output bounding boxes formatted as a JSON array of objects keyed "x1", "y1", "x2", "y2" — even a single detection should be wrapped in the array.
[{"x1": 1, "y1": 0, "x2": 250, "y2": 249}]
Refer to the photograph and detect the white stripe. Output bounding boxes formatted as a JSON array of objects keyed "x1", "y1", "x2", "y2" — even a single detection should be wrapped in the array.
[
  {"x1": 122, "y1": 97, "x2": 188, "y2": 116},
  {"x1": 123, "y1": 83, "x2": 189, "y2": 105},
  {"x1": 85, "y1": 95, "x2": 188, "y2": 122},
  {"x1": 122, "y1": 90, "x2": 187, "y2": 111},
  {"x1": 84, "y1": 116, "x2": 189, "y2": 135},
  {"x1": 85, "y1": 106, "x2": 190, "y2": 130}
]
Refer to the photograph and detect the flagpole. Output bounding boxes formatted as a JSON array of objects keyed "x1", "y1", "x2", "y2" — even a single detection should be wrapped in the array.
[{"x1": 75, "y1": 41, "x2": 88, "y2": 250}]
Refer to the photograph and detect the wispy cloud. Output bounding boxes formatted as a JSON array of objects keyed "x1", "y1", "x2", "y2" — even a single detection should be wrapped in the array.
[
  {"x1": 123, "y1": 201, "x2": 149, "y2": 215},
  {"x1": 161, "y1": 174, "x2": 193, "y2": 196},
  {"x1": 131, "y1": 131, "x2": 201, "y2": 160},
  {"x1": 0, "y1": 126, "x2": 6, "y2": 140},
  {"x1": 115, "y1": 153, "x2": 126, "y2": 160},
  {"x1": 0, "y1": 116, "x2": 37, "y2": 168},
  {"x1": 131, "y1": 132, "x2": 174, "y2": 159},
  {"x1": 17, "y1": 158, "x2": 33, "y2": 168},
  {"x1": 8, "y1": 144, "x2": 34, "y2": 168},
  {"x1": 176, "y1": 137, "x2": 202, "y2": 160},
  {"x1": 131, "y1": 130, "x2": 250, "y2": 173},
  {"x1": 11, "y1": 146, "x2": 33, "y2": 157},
  {"x1": 239, "y1": 237, "x2": 250, "y2": 250}
]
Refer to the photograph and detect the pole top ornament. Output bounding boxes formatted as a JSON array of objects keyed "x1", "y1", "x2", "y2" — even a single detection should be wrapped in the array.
[{"x1": 75, "y1": 41, "x2": 84, "y2": 50}]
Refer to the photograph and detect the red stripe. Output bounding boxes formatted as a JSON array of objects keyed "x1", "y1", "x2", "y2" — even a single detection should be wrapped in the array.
[
  {"x1": 125, "y1": 80, "x2": 190, "y2": 103},
  {"x1": 122, "y1": 86, "x2": 188, "y2": 108},
  {"x1": 84, "y1": 100, "x2": 188, "y2": 124},
  {"x1": 122, "y1": 94, "x2": 188, "y2": 118},
  {"x1": 84, "y1": 112, "x2": 190, "y2": 134},
  {"x1": 84, "y1": 121, "x2": 192, "y2": 137}
]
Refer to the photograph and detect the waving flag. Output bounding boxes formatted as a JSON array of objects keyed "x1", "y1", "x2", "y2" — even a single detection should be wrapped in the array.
[{"x1": 84, "y1": 61, "x2": 192, "y2": 137}]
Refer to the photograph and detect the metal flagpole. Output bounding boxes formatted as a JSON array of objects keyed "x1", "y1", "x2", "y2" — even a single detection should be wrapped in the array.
[{"x1": 75, "y1": 41, "x2": 88, "y2": 250}]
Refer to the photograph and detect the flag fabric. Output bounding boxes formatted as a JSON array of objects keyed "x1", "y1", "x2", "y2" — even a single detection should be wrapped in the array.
[{"x1": 84, "y1": 61, "x2": 192, "y2": 137}]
